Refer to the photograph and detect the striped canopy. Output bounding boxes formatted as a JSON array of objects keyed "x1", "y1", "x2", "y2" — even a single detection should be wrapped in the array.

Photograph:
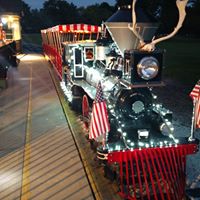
[{"x1": 41, "y1": 24, "x2": 101, "y2": 33}]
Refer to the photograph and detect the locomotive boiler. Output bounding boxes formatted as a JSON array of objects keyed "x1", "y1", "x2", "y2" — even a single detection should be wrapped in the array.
[{"x1": 41, "y1": 0, "x2": 199, "y2": 199}]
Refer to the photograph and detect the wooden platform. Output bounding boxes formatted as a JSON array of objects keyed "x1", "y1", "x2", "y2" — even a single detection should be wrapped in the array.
[
  {"x1": 0, "y1": 54, "x2": 94, "y2": 200},
  {"x1": 0, "y1": 79, "x2": 7, "y2": 89}
]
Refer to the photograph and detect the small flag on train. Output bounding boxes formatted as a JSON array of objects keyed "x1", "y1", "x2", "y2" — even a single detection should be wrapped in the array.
[
  {"x1": 190, "y1": 80, "x2": 200, "y2": 129},
  {"x1": 89, "y1": 81, "x2": 110, "y2": 140}
]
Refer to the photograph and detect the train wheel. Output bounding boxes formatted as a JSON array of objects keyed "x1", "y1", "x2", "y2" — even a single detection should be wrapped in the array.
[
  {"x1": 82, "y1": 95, "x2": 90, "y2": 130},
  {"x1": 71, "y1": 96, "x2": 82, "y2": 112},
  {"x1": 104, "y1": 164, "x2": 116, "y2": 182}
]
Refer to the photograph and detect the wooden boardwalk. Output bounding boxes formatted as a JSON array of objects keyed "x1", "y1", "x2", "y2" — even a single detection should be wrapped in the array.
[{"x1": 0, "y1": 53, "x2": 94, "y2": 200}]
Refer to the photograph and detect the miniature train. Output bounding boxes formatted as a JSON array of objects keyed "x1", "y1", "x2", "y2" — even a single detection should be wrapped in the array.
[{"x1": 41, "y1": 0, "x2": 198, "y2": 199}]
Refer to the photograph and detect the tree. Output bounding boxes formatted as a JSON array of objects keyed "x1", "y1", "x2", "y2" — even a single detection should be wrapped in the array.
[
  {"x1": 0, "y1": 0, "x2": 30, "y2": 14},
  {"x1": 182, "y1": 0, "x2": 200, "y2": 36},
  {"x1": 114, "y1": 0, "x2": 181, "y2": 34},
  {"x1": 158, "y1": 0, "x2": 178, "y2": 34},
  {"x1": 0, "y1": 0, "x2": 33, "y2": 33},
  {"x1": 41, "y1": 0, "x2": 79, "y2": 27},
  {"x1": 115, "y1": 0, "x2": 132, "y2": 7},
  {"x1": 79, "y1": 3, "x2": 114, "y2": 25},
  {"x1": 114, "y1": 0, "x2": 200, "y2": 36}
]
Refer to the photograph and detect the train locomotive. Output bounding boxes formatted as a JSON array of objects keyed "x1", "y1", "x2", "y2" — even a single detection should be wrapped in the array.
[{"x1": 41, "y1": 0, "x2": 199, "y2": 199}]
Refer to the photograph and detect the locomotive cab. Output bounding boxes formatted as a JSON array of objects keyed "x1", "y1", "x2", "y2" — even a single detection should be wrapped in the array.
[{"x1": 63, "y1": 42, "x2": 96, "y2": 79}]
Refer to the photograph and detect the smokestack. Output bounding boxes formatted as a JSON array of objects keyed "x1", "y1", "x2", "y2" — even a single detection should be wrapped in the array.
[{"x1": 105, "y1": 3, "x2": 158, "y2": 56}]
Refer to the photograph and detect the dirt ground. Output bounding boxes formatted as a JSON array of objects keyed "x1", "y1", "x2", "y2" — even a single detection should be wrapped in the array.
[{"x1": 154, "y1": 78, "x2": 200, "y2": 192}]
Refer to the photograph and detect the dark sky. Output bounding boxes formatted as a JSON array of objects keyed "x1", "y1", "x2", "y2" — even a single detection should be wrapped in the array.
[{"x1": 24, "y1": 0, "x2": 116, "y2": 9}]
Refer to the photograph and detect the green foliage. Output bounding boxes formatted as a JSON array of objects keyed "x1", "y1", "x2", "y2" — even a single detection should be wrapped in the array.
[
  {"x1": 182, "y1": 2, "x2": 200, "y2": 36},
  {"x1": 1, "y1": 0, "x2": 199, "y2": 36},
  {"x1": 22, "y1": 34, "x2": 42, "y2": 45},
  {"x1": 158, "y1": 0, "x2": 179, "y2": 34},
  {"x1": 115, "y1": 0, "x2": 132, "y2": 7},
  {"x1": 42, "y1": 0, "x2": 79, "y2": 27},
  {"x1": 28, "y1": 1, "x2": 114, "y2": 32},
  {"x1": 79, "y1": 3, "x2": 114, "y2": 25},
  {"x1": 0, "y1": 0, "x2": 30, "y2": 14},
  {"x1": 158, "y1": 37, "x2": 200, "y2": 84},
  {"x1": 0, "y1": 0, "x2": 32, "y2": 33}
]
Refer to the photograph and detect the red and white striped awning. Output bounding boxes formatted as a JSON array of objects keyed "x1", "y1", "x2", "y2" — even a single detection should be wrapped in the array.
[
  {"x1": 59, "y1": 24, "x2": 101, "y2": 33},
  {"x1": 42, "y1": 24, "x2": 101, "y2": 33}
]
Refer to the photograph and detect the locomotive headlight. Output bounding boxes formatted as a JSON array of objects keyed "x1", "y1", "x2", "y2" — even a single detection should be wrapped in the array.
[{"x1": 137, "y1": 56, "x2": 159, "y2": 80}]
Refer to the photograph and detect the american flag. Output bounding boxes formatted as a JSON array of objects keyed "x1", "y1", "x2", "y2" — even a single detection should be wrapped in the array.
[
  {"x1": 190, "y1": 80, "x2": 200, "y2": 129},
  {"x1": 89, "y1": 82, "x2": 110, "y2": 140}
]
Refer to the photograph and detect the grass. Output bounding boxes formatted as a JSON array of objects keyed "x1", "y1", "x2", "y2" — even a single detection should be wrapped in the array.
[
  {"x1": 158, "y1": 37, "x2": 200, "y2": 85},
  {"x1": 22, "y1": 34, "x2": 42, "y2": 46}
]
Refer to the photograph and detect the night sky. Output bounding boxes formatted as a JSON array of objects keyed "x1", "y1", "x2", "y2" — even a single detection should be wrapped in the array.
[{"x1": 24, "y1": 0, "x2": 116, "y2": 9}]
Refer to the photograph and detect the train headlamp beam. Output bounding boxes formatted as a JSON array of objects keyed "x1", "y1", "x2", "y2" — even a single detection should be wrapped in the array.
[{"x1": 137, "y1": 56, "x2": 159, "y2": 80}]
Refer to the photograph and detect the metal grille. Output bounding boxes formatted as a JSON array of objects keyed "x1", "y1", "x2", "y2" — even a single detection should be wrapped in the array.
[{"x1": 108, "y1": 144, "x2": 198, "y2": 200}]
